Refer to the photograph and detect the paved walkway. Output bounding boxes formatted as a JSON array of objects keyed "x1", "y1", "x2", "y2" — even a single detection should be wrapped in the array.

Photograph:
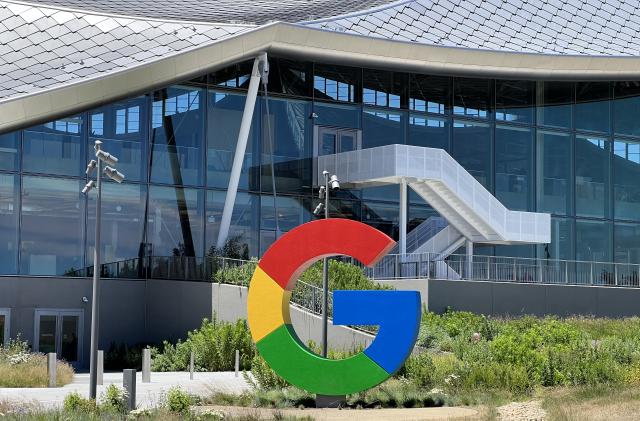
[
  {"x1": 197, "y1": 405, "x2": 480, "y2": 420},
  {"x1": 0, "y1": 372, "x2": 250, "y2": 409}
]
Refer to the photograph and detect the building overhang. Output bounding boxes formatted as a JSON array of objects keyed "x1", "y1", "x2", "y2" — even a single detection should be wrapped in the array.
[{"x1": 4, "y1": 22, "x2": 640, "y2": 133}]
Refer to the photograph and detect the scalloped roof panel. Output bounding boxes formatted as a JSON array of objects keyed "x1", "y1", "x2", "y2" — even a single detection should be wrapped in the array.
[
  {"x1": 307, "y1": 0, "x2": 640, "y2": 56},
  {"x1": 0, "y1": 1, "x2": 252, "y2": 101}
]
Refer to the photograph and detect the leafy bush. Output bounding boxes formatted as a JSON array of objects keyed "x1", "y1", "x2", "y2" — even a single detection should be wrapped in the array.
[
  {"x1": 300, "y1": 260, "x2": 392, "y2": 291},
  {"x1": 213, "y1": 259, "x2": 258, "y2": 286},
  {"x1": 0, "y1": 337, "x2": 74, "y2": 388},
  {"x1": 99, "y1": 384, "x2": 127, "y2": 413},
  {"x1": 152, "y1": 318, "x2": 254, "y2": 372},
  {"x1": 165, "y1": 387, "x2": 195, "y2": 413},
  {"x1": 63, "y1": 392, "x2": 96, "y2": 413},
  {"x1": 402, "y1": 351, "x2": 435, "y2": 388},
  {"x1": 245, "y1": 352, "x2": 289, "y2": 390}
]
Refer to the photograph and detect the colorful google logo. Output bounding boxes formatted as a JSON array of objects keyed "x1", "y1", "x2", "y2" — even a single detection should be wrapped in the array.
[{"x1": 247, "y1": 219, "x2": 421, "y2": 395}]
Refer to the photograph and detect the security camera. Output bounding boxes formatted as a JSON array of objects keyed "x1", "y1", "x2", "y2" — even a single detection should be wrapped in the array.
[
  {"x1": 329, "y1": 175, "x2": 340, "y2": 190},
  {"x1": 103, "y1": 166, "x2": 125, "y2": 183},
  {"x1": 313, "y1": 202, "x2": 324, "y2": 216},
  {"x1": 96, "y1": 150, "x2": 118, "y2": 166},
  {"x1": 86, "y1": 160, "x2": 97, "y2": 176},
  {"x1": 82, "y1": 180, "x2": 96, "y2": 194}
]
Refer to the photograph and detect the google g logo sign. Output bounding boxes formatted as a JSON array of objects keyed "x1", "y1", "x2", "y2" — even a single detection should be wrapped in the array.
[{"x1": 247, "y1": 219, "x2": 421, "y2": 395}]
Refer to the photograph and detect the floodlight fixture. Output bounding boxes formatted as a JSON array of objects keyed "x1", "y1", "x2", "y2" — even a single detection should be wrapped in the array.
[
  {"x1": 103, "y1": 166, "x2": 125, "y2": 183},
  {"x1": 82, "y1": 180, "x2": 95, "y2": 194},
  {"x1": 96, "y1": 150, "x2": 118, "y2": 166}
]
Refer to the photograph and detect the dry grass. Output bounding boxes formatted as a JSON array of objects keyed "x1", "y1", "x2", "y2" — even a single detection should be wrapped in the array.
[
  {"x1": 0, "y1": 354, "x2": 74, "y2": 388},
  {"x1": 542, "y1": 384, "x2": 640, "y2": 421}
]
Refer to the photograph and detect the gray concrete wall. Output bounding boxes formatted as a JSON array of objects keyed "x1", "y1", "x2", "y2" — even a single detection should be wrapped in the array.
[
  {"x1": 212, "y1": 283, "x2": 373, "y2": 350},
  {"x1": 426, "y1": 279, "x2": 640, "y2": 317},
  {"x1": 375, "y1": 279, "x2": 429, "y2": 310}
]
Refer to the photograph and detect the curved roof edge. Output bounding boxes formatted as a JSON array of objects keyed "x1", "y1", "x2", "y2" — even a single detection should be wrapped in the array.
[{"x1": 4, "y1": 23, "x2": 640, "y2": 133}]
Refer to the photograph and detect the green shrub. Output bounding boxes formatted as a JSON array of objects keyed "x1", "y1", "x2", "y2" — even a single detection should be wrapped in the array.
[
  {"x1": 403, "y1": 352, "x2": 435, "y2": 388},
  {"x1": 165, "y1": 387, "x2": 195, "y2": 413},
  {"x1": 213, "y1": 259, "x2": 258, "y2": 286},
  {"x1": 300, "y1": 260, "x2": 391, "y2": 291},
  {"x1": 152, "y1": 318, "x2": 254, "y2": 372},
  {"x1": 63, "y1": 392, "x2": 96, "y2": 413},
  {"x1": 246, "y1": 353, "x2": 289, "y2": 390},
  {"x1": 99, "y1": 384, "x2": 127, "y2": 413}
]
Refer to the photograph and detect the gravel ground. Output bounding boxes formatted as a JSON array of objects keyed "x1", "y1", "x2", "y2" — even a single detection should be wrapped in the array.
[{"x1": 497, "y1": 400, "x2": 547, "y2": 421}]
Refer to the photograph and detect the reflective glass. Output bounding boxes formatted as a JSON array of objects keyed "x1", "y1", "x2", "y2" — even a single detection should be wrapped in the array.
[
  {"x1": 539, "y1": 217, "x2": 574, "y2": 261},
  {"x1": 261, "y1": 195, "x2": 311, "y2": 232},
  {"x1": 0, "y1": 175, "x2": 18, "y2": 274},
  {"x1": 453, "y1": 77, "x2": 492, "y2": 118},
  {"x1": 495, "y1": 80, "x2": 534, "y2": 123},
  {"x1": 575, "y1": 135, "x2": 611, "y2": 218},
  {"x1": 0, "y1": 315, "x2": 4, "y2": 345},
  {"x1": 408, "y1": 205, "x2": 441, "y2": 234},
  {"x1": 362, "y1": 201, "x2": 399, "y2": 240},
  {"x1": 313, "y1": 64, "x2": 359, "y2": 102},
  {"x1": 261, "y1": 97, "x2": 311, "y2": 195},
  {"x1": 211, "y1": 60, "x2": 253, "y2": 88},
  {"x1": 268, "y1": 58, "x2": 311, "y2": 97},
  {"x1": 495, "y1": 125, "x2": 533, "y2": 211},
  {"x1": 260, "y1": 230, "x2": 276, "y2": 257},
  {"x1": 150, "y1": 86, "x2": 205, "y2": 186},
  {"x1": 38, "y1": 315, "x2": 57, "y2": 354},
  {"x1": 452, "y1": 120, "x2": 491, "y2": 189},
  {"x1": 576, "y1": 219, "x2": 611, "y2": 262},
  {"x1": 575, "y1": 82, "x2": 610, "y2": 133},
  {"x1": 61, "y1": 315, "x2": 79, "y2": 362},
  {"x1": 148, "y1": 185, "x2": 204, "y2": 257},
  {"x1": 614, "y1": 81, "x2": 640, "y2": 136},
  {"x1": 23, "y1": 115, "x2": 85, "y2": 176},
  {"x1": 363, "y1": 70, "x2": 405, "y2": 108},
  {"x1": 409, "y1": 74, "x2": 449, "y2": 115},
  {"x1": 362, "y1": 108, "x2": 406, "y2": 149},
  {"x1": 20, "y1": 176, "x2": 84, "y2": 276},
  {"x1": 615, "y1": 223, "x2": 640, "y2": 264},
  {"x1": 0, "y1": 132, "x2": 19, "y2": 171},
  {"x1": 87, "y1": 183, "x2": 147, "y2": 265},
  {"x1": 408, "y1": 115, "x2": 448, "y2": 151},
  {"x1": 312, "y1": 102, "x2": 361, "y2": 129},
  {"x1": 536, "y1": 130, "x2": 572, "y2": 215},
  {"x1": 207, "y1": 91, "x2": 259, "y2": 190},
  {"x1": 206, "y1": 190, "x2": 259, "y2": 258},
  {"x1": 613, "y1": 138, "x2": 640, "y2": 221},
  {"x1": 536, "y1": 81, "x2": 572, "y2": 128},
  {"x1": 89, "y1": 97, "x2": 147, "y2": 182}
]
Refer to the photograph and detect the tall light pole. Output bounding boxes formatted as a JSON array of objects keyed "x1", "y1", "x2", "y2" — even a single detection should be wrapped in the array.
[
  {"x1": 314, "y1": 170, "x2": 340, "y2": 358},
  {"x1": 83, "y1": 140, "x2": 126, "y2": 399}
]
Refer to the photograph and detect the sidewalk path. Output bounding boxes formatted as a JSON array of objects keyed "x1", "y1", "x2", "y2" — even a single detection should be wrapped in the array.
[{"x1": 0, "y1": 372, "x2": 250, "y2": 409}]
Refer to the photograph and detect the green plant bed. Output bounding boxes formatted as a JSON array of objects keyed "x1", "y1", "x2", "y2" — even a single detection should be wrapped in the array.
[{"x1": 0, "y1": 337, "x2": 74, "y2": 388}]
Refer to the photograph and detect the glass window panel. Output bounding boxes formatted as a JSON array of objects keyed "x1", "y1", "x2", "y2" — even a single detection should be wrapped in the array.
[
  {"x1": 409, "y1": 74, "x2": 449, "y2": 115},
  {"x1": 312, "y1": 102, "x2": 361, "y2": 129},
  {"x1": 536, "y1": 81, "x2": 572, "y2": 128},
  {"x1": 0, "y1": 175, "x2": 17, "y2": 275},
  {"x1": 87, "y1": 183, "x2": 147, "y2": 266},
  {"x1": 38, "y1": 315, "x2": 57, "y2": 354},
  {"x1": 613, "y1": 138, "x2": 640, "y2": 221},
  {"x1": 268, "y1": 58, "x2": 311, "y2": 97},
  {"x1": 0, "y1": 315, "x2": 4, "y2": 345},
  {"x1": 261, "y1": 97, "x2": 312, "y2": 195},
  {"x1": 408, "y1": 205, "x2": 442, "y2": 234},
  {"x1": 495, "y1": 80, "x2": 534, "y2": 123},
  {"x1": 260, "y1": 230, "x2": 277, "y2": 257},
  {"x1": 23, "y1": 115, "x2": 85, "y2": 176},
  {"x1": 211, "y1": 60, "x2": 253, "y2": 88},
  {"x1": 362, "y1": 70, "x2": 405, "y2": 108},
  {"x1": 539, "y1": 217, "x2": 574, "y2": 261},
  {"x1": 89, "y1": 97, "x2": 147, "y2": 182},
  {"x1": 207, "y1": 91, "x2": 259, "y2": 190},
  {"x1": 575, "y1": 135, "x2": 611, "y2": 218},
  {"x1": 313, "y1": 64, "x2": 360, "y2": 103},
  {"x1": 261, "y1": 195, "x2": 311, "y2": 232},
  {"x1": 536, "y1": 130, "x2": 572, "y2": 215},
  {"x1": 206, "y1": 191, "x2": 259, "y2": 258},
  {"x1": 362, "y1": 201, "x2": 399, "y2": 240},
  {"x1": 495, "y1": 244, "x2": 535, "y2": 258},
  {"x1": 495, "y1": 125, "x2": 533, "y2": 211},
  {"x1": 575, "y1": 82, "x2": 610, "y2": 133},
  {"x1": 452, "y1": 120, "x2": 492, "y2": 189},
  {"x1": 614, "y1": 81, "x2": 640, "y2": 136},
  {"x1": 453, "y1": 77, "x2": 492, "y2": 118},
  {"x1": 320, "y1": 132, "x2": 337, "y2": 155},
  {"x1": 362, "y1": 108, "x2": 406, "y2": 149},
  {"x1": 615, "y1": 223, "x2": 640, "y2": 264},
  {"x1": 150, "y1": 86, "x2": 205, "y2": 186},
  {"x1": 21, "y1": 177, "x2": 84, "y2": 276},
  {"x1": 0, "y1": 131, "x2": 19, "y2": 171},
  {"x1": 576, "y1": 219, "x2": 612, "y2": 262},
  {"x1": 148, "y1": 185, "x2": 204, "y2": 257},
  {"x1": 61, "y1": 315, "x2": 79, "y2": 362},
  {"x1": 408, "y1": 115, "x2": 448, "y2": 151}
]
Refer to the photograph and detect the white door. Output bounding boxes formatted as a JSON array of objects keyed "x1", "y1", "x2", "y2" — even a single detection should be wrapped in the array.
[{"x1": 34, "y1": 309, "x2": 83, "y2": 367}]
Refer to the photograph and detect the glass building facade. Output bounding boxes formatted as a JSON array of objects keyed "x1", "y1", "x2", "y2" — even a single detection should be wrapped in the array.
[{"x1": 2, "y1": 57, "x2": 640, "y2": 276}]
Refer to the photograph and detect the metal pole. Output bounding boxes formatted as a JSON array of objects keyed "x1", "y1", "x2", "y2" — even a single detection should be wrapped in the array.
[
  {"x1": 47, "y1": 353, "x2": 57, "y2": 388},
  {"x1": 89, "y1": 156, "x2": 102, "y2": 400},
  {"x1": 322, "y1": 172, "x2": 329, "y2": 358},
  {"x1": 399, "y1": 180, "x2": 407, "y2": 256}
]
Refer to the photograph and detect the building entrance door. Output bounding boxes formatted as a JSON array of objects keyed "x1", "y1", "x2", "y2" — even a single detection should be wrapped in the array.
[{"x1": 34, "y1": 309, "x2": 83, "y2": 367}]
